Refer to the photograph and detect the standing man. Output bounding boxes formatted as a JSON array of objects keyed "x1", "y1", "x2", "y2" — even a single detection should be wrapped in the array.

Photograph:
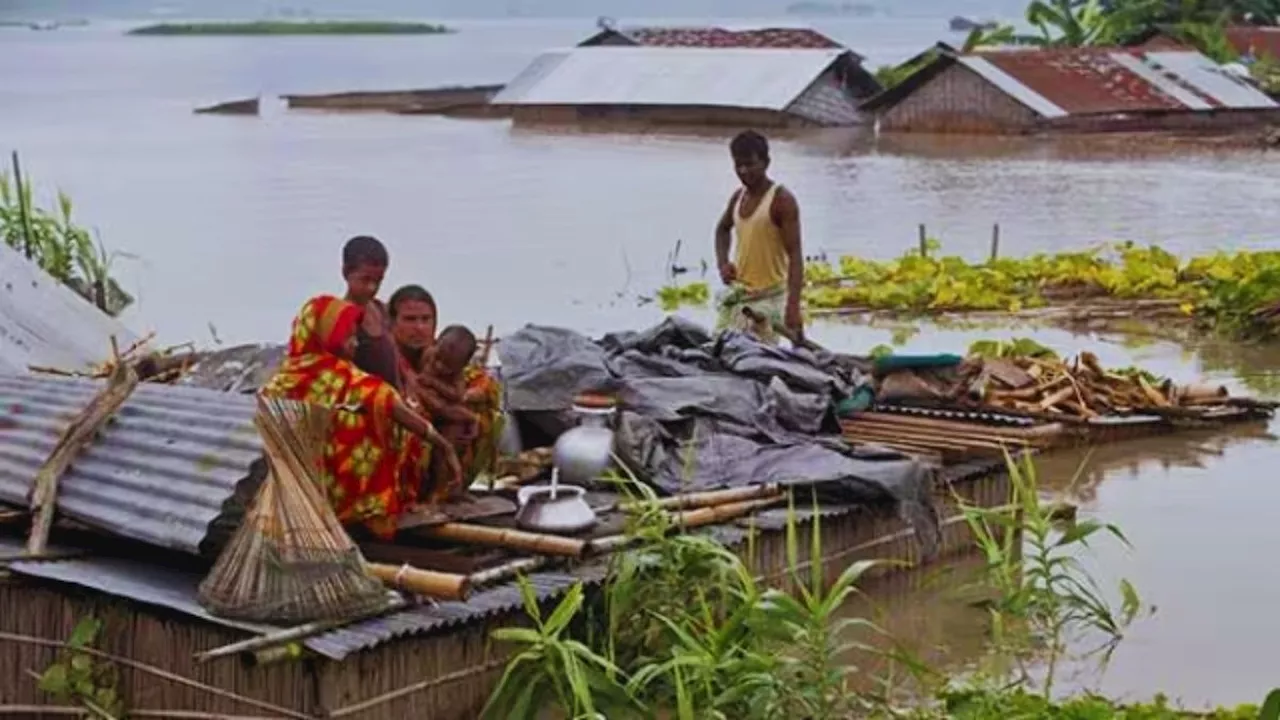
[
  {"x1": 714, "y1": 130, "x2": 805, "y2": 345},
  {"x1": 341, "y1": 236, "x2": 401, "y2": 389}
]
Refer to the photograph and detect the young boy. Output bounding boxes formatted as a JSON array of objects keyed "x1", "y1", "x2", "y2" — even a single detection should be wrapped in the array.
[{"x1": 341, "y1": 235, "x2": 401, "y2": 389}]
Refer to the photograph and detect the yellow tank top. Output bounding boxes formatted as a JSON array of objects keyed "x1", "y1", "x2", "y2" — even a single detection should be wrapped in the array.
[{"x1": 733, "y1": 183, "x2": 789, "y2": 293}]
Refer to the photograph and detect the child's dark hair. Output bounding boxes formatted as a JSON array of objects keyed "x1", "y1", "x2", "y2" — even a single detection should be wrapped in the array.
[
  {"x1": 342, "y1": 235, "x2": 389, "y2": 272},
  {"x1": 729, "y1": 130, "x2": 769, "y2": 161},
  {"x1": 438, "y1": 324, "x2": 477, "y2": 357}
]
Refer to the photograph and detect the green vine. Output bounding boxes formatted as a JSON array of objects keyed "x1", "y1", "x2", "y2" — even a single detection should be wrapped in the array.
[{"x1": 36, "y1": 616, "x2": 126, "y2": 718}]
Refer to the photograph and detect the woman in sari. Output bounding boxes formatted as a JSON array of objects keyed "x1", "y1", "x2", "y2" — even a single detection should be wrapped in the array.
[{"x1": 261, "y1": 294, "x2": 461, "y2": 539}]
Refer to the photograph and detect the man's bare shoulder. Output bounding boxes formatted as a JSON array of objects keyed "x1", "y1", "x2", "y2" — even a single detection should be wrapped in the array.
[{"x1": 771, "y1": 184, "x2": 800, "y2": 219}]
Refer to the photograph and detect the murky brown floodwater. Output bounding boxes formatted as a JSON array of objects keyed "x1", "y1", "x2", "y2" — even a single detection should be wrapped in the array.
[{"x1": 5, "y1": 15, "x2": 1280, "y2": 709}]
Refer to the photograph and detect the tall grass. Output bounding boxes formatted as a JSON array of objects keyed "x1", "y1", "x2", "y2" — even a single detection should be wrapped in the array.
[
  {"x1": 482, "y1": 452, "x2": 1266, "y2": 718},
  {"x1": 0, "y1": 170, "x2": 134, "y2": 316}
]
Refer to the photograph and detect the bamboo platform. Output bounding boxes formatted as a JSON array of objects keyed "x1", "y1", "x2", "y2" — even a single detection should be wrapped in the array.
[{"x1": 841, "y1": 400, "x2": 1274, "y2": 464}]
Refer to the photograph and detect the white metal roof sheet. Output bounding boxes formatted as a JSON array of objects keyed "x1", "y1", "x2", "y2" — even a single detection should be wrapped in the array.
[
  {"x1": 1107, "y1": 52, "x2": 1213, "y2": 110},
  {"x1": 0, "y1": 242, "x2": 138, "y2": 374},
  {"x1": 958, "y1": 55, "x2": 1069, "y2": 119},
  {"x1": 492, "y1": 46, "x2": 846, "y2": 110},
  {"x1": 1144, "y1": 50, "x2": 1278, "y2": 109}
]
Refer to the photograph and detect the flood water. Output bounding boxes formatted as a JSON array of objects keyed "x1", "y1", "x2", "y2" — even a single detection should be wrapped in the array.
[{"x1": 5, "y1": 14, "x2": 1280, "y2": 710}]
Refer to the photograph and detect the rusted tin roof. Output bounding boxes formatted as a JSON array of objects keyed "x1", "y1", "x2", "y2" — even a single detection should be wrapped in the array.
[
  {"x1": 0, "y1": 373, "x2": 263, "y2": 556},
  {"x1": 625, "y1": 26, "x2": 844, "y2": 50},
  {"x1": 1225, "y1": 26, "x2": 1280, "y2": 60},
  {"x1": 867, "y1": 47, "x2": 1280, "y2": 119},
  {"x1": 0, "y1": 242, "x2": 138, "y2": 375}
]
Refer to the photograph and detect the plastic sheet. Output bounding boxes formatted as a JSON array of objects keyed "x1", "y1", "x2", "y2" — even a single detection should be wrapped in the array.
[{"x1": 498, "y1": 317, "x2": 940, "y2": 554}]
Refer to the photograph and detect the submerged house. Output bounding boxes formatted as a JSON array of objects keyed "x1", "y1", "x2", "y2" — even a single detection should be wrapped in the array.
[
  {"x1": 1130, "y1": 24, "x2": 1280, "y2": 60},
  {"x1": 490, "y1": 46, "x2": 877, "y2": 128},
  {"x1": 861, "y1": 46, "x2": 1280, "y2": 134}
]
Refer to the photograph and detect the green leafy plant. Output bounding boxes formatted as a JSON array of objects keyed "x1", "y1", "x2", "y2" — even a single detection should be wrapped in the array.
[
  {"x1": 657, "y1": 281, "x2": 711, "y2": 311},
  {"x1": 0, "y1": 170, "x2": 135, "y2": 316},
  {"x1": 35, "y1": 616, "x2": 125, "y2": 719},
  {"x1": 482, "y1": 578, "x2": 632, "y2": 719},
  {"x1": 956, "y1": 451, "x2": 1145, "y2": 697},
  {"x1": 805, "y1": 241, "x2": 1280, "y2": 341}
]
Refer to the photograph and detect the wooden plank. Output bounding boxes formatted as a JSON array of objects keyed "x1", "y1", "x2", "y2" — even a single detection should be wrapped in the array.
[
  {"x1": 398, "y1": 495, "x2": 517, "y2": 530},
  {"x1": 27, "y1": 362, "x2": 139, "y2": 556},
  {"x1": 851, "y1": 411, "x2": 1065, "y2": 439},
  {"x1": 845, "y1": 420, "x2": 1036, "y2": 446},
  {"x1": 358, "y1": 541, "x2": 498, "y2": 575},
  {"x1": 844, "y1": 426, "x2": 1004, "y2": 451}
]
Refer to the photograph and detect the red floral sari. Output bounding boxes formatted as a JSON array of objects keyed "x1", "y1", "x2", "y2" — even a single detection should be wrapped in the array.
[{"x1": 261, "y1": 295, "x2": 428, "y2": 539}]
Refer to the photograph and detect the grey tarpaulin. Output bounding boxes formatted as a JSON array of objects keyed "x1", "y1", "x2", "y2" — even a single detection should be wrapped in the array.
[{"x1": 498, "y1": 317, "x2": 940, "y2": 555}]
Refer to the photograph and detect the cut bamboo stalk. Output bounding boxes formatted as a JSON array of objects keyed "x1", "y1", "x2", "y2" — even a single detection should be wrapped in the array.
[
  {"x1": 469, "y1": 556, "x2": 547, "y2": 587},
  {"x1": 27, "y1": 362, "x2": 139, "y2": 556},
  {"x1": 618, "y1": 484, "x2": 781, "y2": 514},
  {"x1": 365, "y1": 562, "x2": 471, "y2": 600},
  {"x1": 193, "y1": 596, "x2": 406, "y2": 663},
  {"x1": 417, "y1": 522, "x2": 586, "y2": 558},
  {"x1": 673, "y1": 495, "x2": 786, "y2": 529},
  {"x1": 588, "y1": 494, "x2": 786, "y2": 556}
]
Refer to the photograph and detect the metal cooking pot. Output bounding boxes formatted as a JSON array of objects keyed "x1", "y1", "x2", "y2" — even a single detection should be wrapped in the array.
[{"x1": 551, "y1": 395, "x2": 617, "y2": 486}]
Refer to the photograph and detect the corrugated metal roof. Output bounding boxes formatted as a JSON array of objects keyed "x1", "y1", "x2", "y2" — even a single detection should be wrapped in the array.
[
  {"x1": 0, "y1": 373, "x2": 263, "y2": 556},
  {"x1": 306, "y1": 564, "x2": 612, "y2": 659},
  {"x1": 970, "y1": 48, "x2": 1277, "y2": 116},
  {"x1": 3, "y1": 550, "x2": 284, "y2": 636},
  {"x1": 1106, "y1": 51, "x2": 1214, "y2": 109},
  {"x1": 958, "y1": 55, "x2": 1069, "y2": 118},
  {"x1": 492, "y1": 47, "x2": 847, "y2": 111},
  {"x1": 0, "y1": 242, "x2": 139, "y2": 375},
  {"x1": 1144, "y1": 50, "x2": 1277, "y2": 108}
]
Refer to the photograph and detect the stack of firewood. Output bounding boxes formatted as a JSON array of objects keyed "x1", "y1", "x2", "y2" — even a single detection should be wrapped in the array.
[{"x1": 964, "y1": 352, "x2": 1232, "y2": 419}]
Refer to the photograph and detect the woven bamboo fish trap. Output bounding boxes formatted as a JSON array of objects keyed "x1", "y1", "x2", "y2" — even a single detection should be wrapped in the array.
[{"x1": 198, "y1": 396, "x2": 390, "y2": 623}]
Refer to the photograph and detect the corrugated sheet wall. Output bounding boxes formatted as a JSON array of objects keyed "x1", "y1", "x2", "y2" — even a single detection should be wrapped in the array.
[
  {"x1": 787, "y1": 68, "x2": 863, "y2": 125},
  {"x1": 0, "y1": 373, "x2": 263, "y2": 555},
  {"x1": 0, "y1": 242, "x2": 138, "y2": 375},
  {"x1": 879, "y1": 62, "x2": 1040, "y2": 133}
]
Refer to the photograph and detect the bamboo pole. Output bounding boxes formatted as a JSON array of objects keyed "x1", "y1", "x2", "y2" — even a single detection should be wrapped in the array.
[
  {"x1": 27, "y1": 359, "x2": 139, "y2": 556},
  {"x1": 365, "y1": 562, "x2": 471, "y2": 600},
  {"x1": 193, "y1": 596, "x2": 407, "y2": 663},
  {"x1": 11, "y1": 151, "x2": 34, "y2": 260},
  {"x1": 469, "y1": 556, "x2": 547, "y2": 588},
  {"x1": 417, "y1": 522, "x2": 586, "y2": 557},
  {"x1": 589, "y1": 494, "x2": 786, "y2": 556},
  {"x1": 673, "y1": 495, "x2": 788, "y2": 528},
  {"x1": 617, "y1": 484, "x2": 781, "y2": 514},
  {"x1": 0, "y1": 632, "x2": 310, "y2": 720}
]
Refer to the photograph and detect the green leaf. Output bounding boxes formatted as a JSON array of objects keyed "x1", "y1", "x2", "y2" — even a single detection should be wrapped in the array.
[
  {"x1": 67, "y1": 616, "x2": 101, "y2": 648},
  {"x1": 37, "y1": 663, "x2": 70, "y2": 695},
  {"x1": 1260, "y1": 688, "x2": 1280, "y2": 720}
]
